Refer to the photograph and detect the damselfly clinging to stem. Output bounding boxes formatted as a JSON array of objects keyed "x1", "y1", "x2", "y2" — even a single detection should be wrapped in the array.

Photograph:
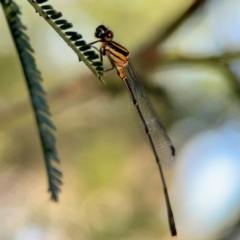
[{"x1": 89, "y1": 25, "x2": 177, "y2": 236}]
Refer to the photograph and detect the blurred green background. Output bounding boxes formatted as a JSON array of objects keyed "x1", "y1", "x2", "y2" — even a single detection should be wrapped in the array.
[{"x1": 1, "y1": 0, "x2": 240, "y2": 239}]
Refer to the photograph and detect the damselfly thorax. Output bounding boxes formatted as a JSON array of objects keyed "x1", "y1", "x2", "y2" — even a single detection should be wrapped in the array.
[{"x1": 101, "y1": 41, "x2": 130, "y2": 79}]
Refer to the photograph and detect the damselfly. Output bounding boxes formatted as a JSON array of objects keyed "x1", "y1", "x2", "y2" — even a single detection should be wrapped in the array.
[{"x1": 89, "y1": 25, "x2": 177, "y2": 236}]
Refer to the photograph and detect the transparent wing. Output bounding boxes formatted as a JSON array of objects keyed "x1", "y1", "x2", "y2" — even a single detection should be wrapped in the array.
[{"x1": 124, "y1": 60, "x2": 175, "y2": 167}]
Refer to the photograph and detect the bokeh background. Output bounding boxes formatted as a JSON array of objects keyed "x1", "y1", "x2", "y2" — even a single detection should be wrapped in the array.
[{"x1": 1, "y1": 0, "x2": 240, "y2": 239}]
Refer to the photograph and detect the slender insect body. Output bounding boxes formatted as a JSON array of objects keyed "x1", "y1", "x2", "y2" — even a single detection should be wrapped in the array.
[{"x1": 89, "y1": 25, "x2": 177, "y2": 237}]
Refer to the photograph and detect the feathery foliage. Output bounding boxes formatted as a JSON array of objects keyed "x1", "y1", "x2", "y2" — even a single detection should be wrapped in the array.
[
  {"x1": 27, "y1": 0, "x2": 105, "y2": 83},
  {"x1": 1, "y1": 0, "x2": 62, "y2": 201}
]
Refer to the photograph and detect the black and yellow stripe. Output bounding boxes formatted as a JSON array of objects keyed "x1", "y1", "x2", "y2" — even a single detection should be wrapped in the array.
[
  {"x1": 102, "y1": 41, "x2": 130, "y2": 65},
  {"x1": 109, "y1": 41, "x2": 129, "y2": 57}
]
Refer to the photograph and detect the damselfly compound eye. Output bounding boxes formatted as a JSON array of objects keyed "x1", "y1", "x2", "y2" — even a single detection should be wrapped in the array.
[
  {"x1": 95, "y1": 25, "x2": 108, "y2": 39},
  {"x1": 104, "y1": 30, "x2": 113, "y2": 41}
]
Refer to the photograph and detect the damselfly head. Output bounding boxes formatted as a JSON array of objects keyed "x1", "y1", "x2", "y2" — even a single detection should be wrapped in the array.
[{"x1": 95, "y1": 25, "x2": 114, "y2": 42}]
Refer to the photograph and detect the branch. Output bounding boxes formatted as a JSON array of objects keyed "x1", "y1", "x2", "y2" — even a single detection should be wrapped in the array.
[
  {"x1": 27, "y1": 0, "x2": 105, "y2": 84},
  {"x1": 137, "y1": 0, "x2": 207, "y2": 68},
  {"x1": 2, "y1": 0, "x2": 62, "y2": 201},
  {"x1": 160, "y1": 53, "x2": 240, "y2": 100}
]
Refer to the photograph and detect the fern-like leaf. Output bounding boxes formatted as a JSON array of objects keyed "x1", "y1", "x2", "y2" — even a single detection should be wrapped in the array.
[
  {"x1": 27, "y1": 0, "x2": 105, "y2": 84},
  {"x1": 2, "y1": 0, "x2": 62, "y2": 201}
]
